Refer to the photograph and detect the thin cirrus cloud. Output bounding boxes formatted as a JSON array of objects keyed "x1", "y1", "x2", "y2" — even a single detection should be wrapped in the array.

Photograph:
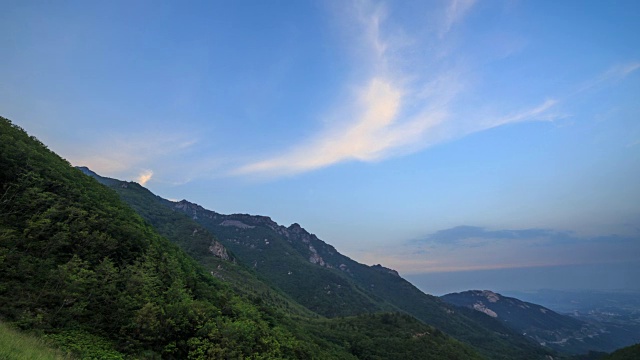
[
  {"x1": 231, "y1": 0, "x2": 640, "y2": 180},
  {"x1": 440, "y1": 0, "x2": 477, "y2": 38},
  {"x1": 575, "y1": 62, "x2": 640, "y2": 94},
  {"x1": 233, "y1": 0, "x2": 559, "y2": 178}
]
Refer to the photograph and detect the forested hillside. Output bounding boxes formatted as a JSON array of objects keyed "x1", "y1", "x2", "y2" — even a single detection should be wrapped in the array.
[
  {"x1": 0, "y1": 117, "x2": 319, "y2": 358},
  {"x1": 1, "y1": 116, "x2": 483, "y2": 358},
  {"x1": 162, "y1": 199, "x2": 553, "y2": 360},
  {"x1": 81, "y1": 159, "x2": 553, "y2": 359}
]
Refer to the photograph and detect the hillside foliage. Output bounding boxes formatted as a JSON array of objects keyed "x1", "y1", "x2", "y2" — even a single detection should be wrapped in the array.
[
  {"x1": 0, "y1": 117, "x2": 320, "y2": 358},
  {"x1": 1, "y1": 116, "x2": 485, "y2": 359},
  {"x1": 154, "y1": 194, "x2": 553, "y2": 359}
]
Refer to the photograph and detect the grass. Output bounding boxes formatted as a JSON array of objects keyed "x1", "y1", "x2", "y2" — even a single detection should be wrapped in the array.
[{"x1": 0, "y1": 322, "x2": 69, "y2": 360}]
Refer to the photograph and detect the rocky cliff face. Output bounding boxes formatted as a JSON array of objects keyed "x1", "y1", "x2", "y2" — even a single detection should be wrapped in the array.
[
  {"x1": 168, "y1": 200, "x2": 344, "y2": 271},
  {"x1": 209, "y1": 240, "x2": 230, "y2": 261}
]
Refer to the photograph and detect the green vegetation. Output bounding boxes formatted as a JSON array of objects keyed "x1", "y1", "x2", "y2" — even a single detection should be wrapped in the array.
[
  {"x1": 81, "y1": 171, "x2": 316, "y2": 318},
  {"x1": 0, "y1": 117, "x2": 315, "y2": 358},
  {"x1": 303, "y1": 313, "x2": 484, "y2": 360},
  {"x1": 1, "y1": 115, "x2": 486, "y2": 359},
  {"x1": 161, "y1": 196, "x2": 553, "y2": 359},
  {"x1": 603, "y1": 343, "x2": 640, "y2": 360},
  {"x1": 0, "y1": 322, "x2": 69, "y2": 360}
]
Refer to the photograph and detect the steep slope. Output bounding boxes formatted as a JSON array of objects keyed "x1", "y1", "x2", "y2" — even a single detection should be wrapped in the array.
[
  {"x1": 0, "y1": 115, "x2": 483, "y2": 359},
  {"x1": 0, "y1": 117, "x2": 331, "y2": 358},
  {"x1": 442, "y1": 290, "x2": 616, "y2": 354},
  {"x1": 77, "y1": 166, "x2": 553, "y2": 358},
  {"x1": 78, "y1": 166, "x2": 318, "y2": 318},
  {"x1": 158, "y1": 198, "x2": 552, "y2": 359}
]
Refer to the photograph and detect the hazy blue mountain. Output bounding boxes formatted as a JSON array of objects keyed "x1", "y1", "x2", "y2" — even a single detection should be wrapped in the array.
[
  {"x1": 505, "y1": 289, "x2": 640, "y2": 354},
  {"x1": 442, "y1": 290, "x2": 639, "y2": 354}
]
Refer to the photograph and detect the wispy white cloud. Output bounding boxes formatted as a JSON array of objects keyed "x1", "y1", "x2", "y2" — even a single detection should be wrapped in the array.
[
  {"x1": 233, "y1": 0, "x2": 557, "y2": 177},
  {"x1": 235, "y1": 77, "x2": 452, "y2": 176},
  {"x1": 440, "y1": 0, "x2": 477, "y2": 38},
  {"x1": 576, "y1": 62, "x2": 640, "y2": 93},
  {"x1": 480, "y1": 99, "x2": 559, "y2": 129},
  {"x1": 359, "y1": 2, "x2": 388, "y2": 62},
  {"x1": 136, "y1": 169, "x2": 153, "y2": 185}
]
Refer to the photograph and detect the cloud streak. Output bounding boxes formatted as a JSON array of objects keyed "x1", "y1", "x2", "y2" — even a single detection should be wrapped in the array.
[
  {"x1": 440, "y1": 0, "x2": 477, "y2": 38},
  {"x1": 357, "y1": 225, "x2": 640, "y2": 274},
  {"x1": 233, "y1": 0, "x2": 558, "y2": 178},
  {"x1": 577, "y1": 62, "x2": 640, "y2": 93},
  {"x1": 235, "y1": 77, "x2": 451, "y2": 175}
]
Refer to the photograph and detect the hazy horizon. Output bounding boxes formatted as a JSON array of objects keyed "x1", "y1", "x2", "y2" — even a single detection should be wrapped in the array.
[{"x1": 406, "y1": 261, "x2": 640, "y2": 296}]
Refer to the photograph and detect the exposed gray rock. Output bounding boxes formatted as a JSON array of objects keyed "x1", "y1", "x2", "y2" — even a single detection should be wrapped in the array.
[{"x1": 209, "y1": 240, "x2": 230, "y2": 261}]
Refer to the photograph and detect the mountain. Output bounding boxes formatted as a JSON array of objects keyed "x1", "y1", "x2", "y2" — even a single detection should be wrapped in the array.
[
  {"x1": 166, "y1": 199, "x2": 555, "y2": 359},
  {"x1": 0, "y1": 117, "x2": 329, "y2": 358},
  {"x1": 80, "y1": 165, "x2": 554, "y2": 360},
  {"x1": 1, "y1": 115, "x2": 484, "y2": 359},
  {"x1": 504, "y1": 289, "x2": 640, "y2": 354},
  {"x1": 442, "y1": 290, "x2": 631, "y2": 354},
  {"x1": 76, "y1": 166, "x2": 318, "y2": 318}
]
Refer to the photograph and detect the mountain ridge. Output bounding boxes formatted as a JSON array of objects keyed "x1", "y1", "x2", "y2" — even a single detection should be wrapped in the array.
[{"x1": 79, "y1": 166, "x2": 554, "y2": 359}]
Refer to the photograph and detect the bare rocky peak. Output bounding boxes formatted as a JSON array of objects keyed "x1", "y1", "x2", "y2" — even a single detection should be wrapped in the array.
[
  {"x1": 460, "y1": 290, "x2": 503, "y2": 303},
  {"x1": 481, "y1": 290, "x2": 501, "y2": 303}
]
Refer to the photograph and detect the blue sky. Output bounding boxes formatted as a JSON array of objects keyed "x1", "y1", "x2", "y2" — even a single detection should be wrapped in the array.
[{"x1": 2, "y1": 0, "x2": 639, "y2": 292}]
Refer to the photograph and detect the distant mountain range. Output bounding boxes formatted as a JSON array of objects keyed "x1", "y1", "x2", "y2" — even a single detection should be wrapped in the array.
[
  {"x1": 442, "y1": 290, "x2": 639, "y2": 354},
  {"x1": 505, "y1": 289, "x2": 640, "y2": 353}
]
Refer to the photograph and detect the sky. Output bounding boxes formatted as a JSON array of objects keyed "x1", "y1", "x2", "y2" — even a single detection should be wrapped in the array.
[{"x1": 2, "y1": 0, "x2": 639, "y2": 294}]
